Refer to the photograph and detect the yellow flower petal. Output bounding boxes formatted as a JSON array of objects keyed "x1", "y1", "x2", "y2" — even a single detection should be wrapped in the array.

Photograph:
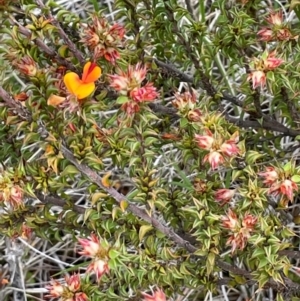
[
  {"x1": 82, "y1": 62, "x2": 101, "y2": 83},
  {"x1": 64, "y1": 72, "x2": 82, "y2": 95},
  {"x1": 47, "y1": 94, "x2": 66, "y2": 106},
  {"x1": 75, "y1": 82, "x2": 96, "y2": 99}
]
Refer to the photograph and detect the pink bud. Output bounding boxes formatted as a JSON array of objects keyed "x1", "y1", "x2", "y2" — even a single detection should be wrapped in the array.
[
  {"x1": 257, "y1": 28, "x2": 274, "y2": 41},
  {"x1": 248, "y1": 70, "x2": 266, "y2": 89},
  {"x1": 78, "y1": 233, "x2": 101, "y2": 257},
  {"x1": 87, "y1": 259, "x2": 109, "y2": 281},
  {"x1": 142, "y1": 289, "x2": 167, "y2": 301},
  {"x1": 203, "y1": 151, "x2": 224, "y2": 170},
  {"x1": 220, "y1": 140, "x2": 239, "y2": 157},
  {"x1": 258, "y1": 167, "x2": 279, "y2": 186},
  {"x1": 45, "y1": 279, "x2": 64, "y2": 298},
  {"x1": 75, "y1": 292, "x2": 89, "y2": 301},
  {"x1": 65, "y1": 273, "x2": 81, "y2": 292},
  {"x1": 280, "y1": 179, "x2": 298, "y2": 201},
  {"x1": 195, "y1": 132, "x2": 214, "y2": 150},
  {"x1": 242, "y1": 214, "x2": 257, "y2": 230},
  {"x1": 264, "y1": 57, "x2": 284, "y2": 70},
  {"x1": 214, "y1": 189, "x2": 235, "y2": 205}
]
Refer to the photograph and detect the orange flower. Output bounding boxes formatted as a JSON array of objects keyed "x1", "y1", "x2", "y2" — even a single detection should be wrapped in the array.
[{"x1": 64, "y1": 62, "x2": 101, "y2": 100}]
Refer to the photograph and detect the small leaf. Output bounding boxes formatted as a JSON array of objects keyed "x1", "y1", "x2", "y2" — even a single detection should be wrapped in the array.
[
  {"x1": 120, "y1": 200, "x2": 128, "y2": 212},
  {"x1": 291, "y1": 175, "x2": 300, "y2": 183},
  {"x1": 60, "y1": 165, "x2": 79, "y2": 177},
  {"x1": 116, "y1": 96, "x2": 129, "y2": 104},
  {"x1": 108, "y1": 249, "x2": 119, "y2": 259},
  {"x1": 139, "y1": 225, "x2": 153, "y2": 241},
  {"x1": 101, "y1": 171, "x2": 112, "y2": 188}
]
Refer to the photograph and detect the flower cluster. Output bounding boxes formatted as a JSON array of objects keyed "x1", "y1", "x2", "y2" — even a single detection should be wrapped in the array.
[
  {"x1": 172, "y1": 91, "x2": 202, "y2": 122},
  {"x1": 81, "y1": 15, "x2": 125, "y2": 64},
  {"x1": 77, "y1": 233, "x2": 110, "y2": 281},
  {"x1": 195, "y1": 130, "x2": 240, "y2": 170},
  {"x1": 142, "y1": 288, "x2": 167, "y2": 301},
  {"x1": 221, "y1": 209, "x2": 257, "y2": 253},
  {"x1": 46, "y1": 274, "x2": 88, "y2": 301},
  {"x1": 257, "y1": 11, "x2": 295, "y2": 42},
  {"x1": 258, "y1": 166, "x2": 298, "y2": 203},
  {"x1": 247, "y1": 51, "x2": 284, "y2": 89},
  {"x1": 109, "y1": 63, "x2": 159, "y2": 115}
]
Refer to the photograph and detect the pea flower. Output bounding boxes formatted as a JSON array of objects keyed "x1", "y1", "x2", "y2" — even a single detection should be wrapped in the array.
[
  {"x1": 269, "y1": 179, "x2": 298, "y2": 201},
  {"x1": 64, "y1": 62, "x2": 101, "y2": 100},
  {"x1": 247, "y1": 70, "x2": 266, "y2": 90},
  {"x1": 247, "y1": 52, "x2": 283, "y2": 89},
  {"x1": 258, "y1": 167, "x2": 278, "y2": 185}
]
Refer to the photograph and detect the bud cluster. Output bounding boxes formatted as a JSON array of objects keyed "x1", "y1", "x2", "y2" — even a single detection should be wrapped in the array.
[
  {"x1": 247, "y1": 51, "x2": 284, "y2": 89},
  {"x1": 172, "y1": 91, "x2": 202, "y2": 122},
  {"x1": 81, "y1": 15, "x2": 125, "y2": 64},
  {"x1": 221, "y1": 209, "x2": 257, "y2": 253},
  {"x1": 46, "y1": 274, "x2": 88, "y2": 301},
  {"x1": 195, "y1": 129, "x2": 240, "y2": 170},
  {"x1": 257, "y1": 11, "x2": 295, "y2": 42},
  {"x1": 109, "y1": 63, "x2": 159, "y2": 115},
  {"x1": 258, "y1": 165, "x2": 299, "y2": 204},
  {"x1": 77, "y1": 233, "x2": 110, "y2": 281}
]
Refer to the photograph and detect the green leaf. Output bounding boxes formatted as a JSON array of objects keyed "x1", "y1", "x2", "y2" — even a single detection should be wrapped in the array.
[
  {"x1": 116, "y1": 95, "x2": 129, "y2": 104},
  {"x1": 139, "y1": 225, "x2": 153, "y2": 241},
  {"x1": 291, "y1": 175, "x2": 300, "y2": 183},
  {"x1": 108, "y1": 249, "x2": 120, "y2": 259},
  {"x1": 60, "y1": 165, "x2": 79, "y2": 176}
]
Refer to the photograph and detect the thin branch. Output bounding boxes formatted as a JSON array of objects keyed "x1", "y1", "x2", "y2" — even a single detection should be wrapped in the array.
[
  {"x1": 252, "y1": 90, "x2": 263, "y2": 118},
  {"x1": 153, "y1": 58, "x2": 244, "y2": 107},
  {"x1": 0, "y1": 86, "x2": 31, "y2": 121},
  {"x1": 35, "y1": 193, "x2": 86, "y2": 214},
  {"x1": 226, "y1": 115, "x2": 300, "y2": 137}
]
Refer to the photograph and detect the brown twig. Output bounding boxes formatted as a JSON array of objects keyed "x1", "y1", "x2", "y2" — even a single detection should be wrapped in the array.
[
  {"x1": 36, "y1": 192, "x2": 86, "y2": 214},
  {"x1": 0, "y1": 86, "x2": 31, "y2": 121},
  {"x1": 226, "y1": 115, "x2": 300, "y2": 137},
  {"x1": 152, "y1": 58, "x2": 244, "y2": 107}
]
